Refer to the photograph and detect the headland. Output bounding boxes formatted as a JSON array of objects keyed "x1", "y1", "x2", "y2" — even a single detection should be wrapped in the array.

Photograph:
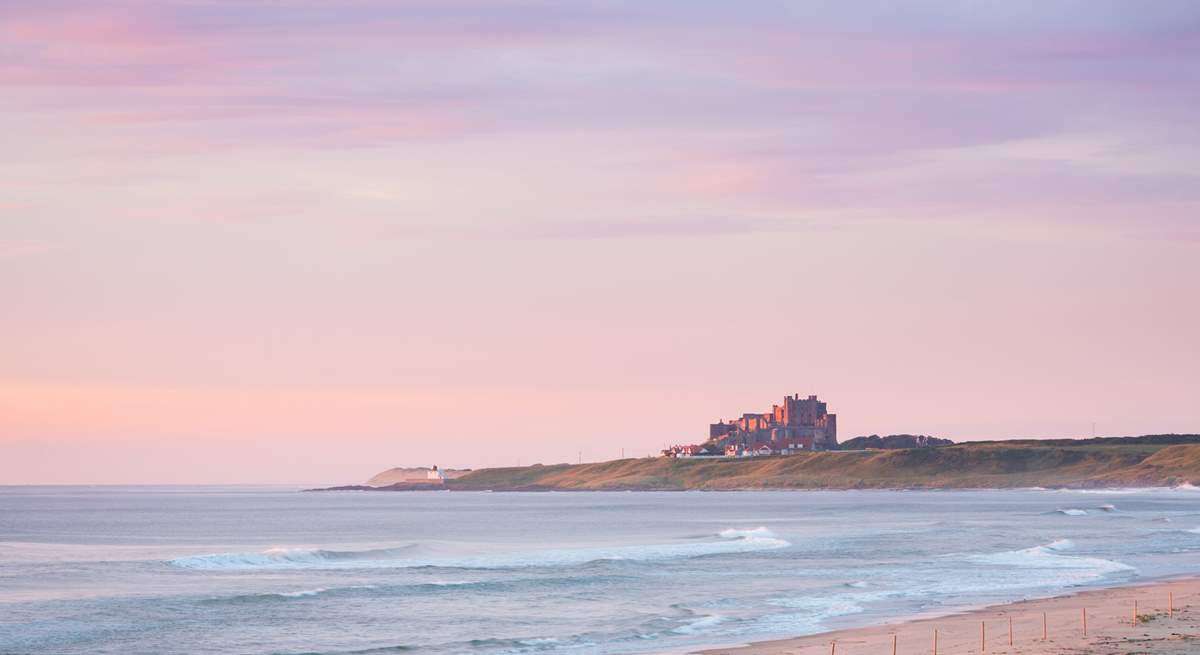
[{"x1": 311, "y1": 434, "x2": 1200, "y2": 492}]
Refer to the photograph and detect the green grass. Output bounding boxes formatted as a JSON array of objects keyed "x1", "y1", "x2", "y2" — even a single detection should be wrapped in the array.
[{"x1": 444, "y1": 438, "x2": 1200, "y2": 491}]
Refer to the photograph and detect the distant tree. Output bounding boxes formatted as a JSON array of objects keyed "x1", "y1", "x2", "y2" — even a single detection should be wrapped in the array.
[{"x1": 838, "y1": 434, "x2": 954, "y2": 450}]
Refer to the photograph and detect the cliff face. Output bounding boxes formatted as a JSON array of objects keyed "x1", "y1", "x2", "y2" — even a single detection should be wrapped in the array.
[{"x1": 441, "y1": 437, "x2": 1200, "y2": 491}]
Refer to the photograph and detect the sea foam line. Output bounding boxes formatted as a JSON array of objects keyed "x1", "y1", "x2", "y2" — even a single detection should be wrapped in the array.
[{"x1": 170, "y1": 528, "x2": 789, "y2": 571}]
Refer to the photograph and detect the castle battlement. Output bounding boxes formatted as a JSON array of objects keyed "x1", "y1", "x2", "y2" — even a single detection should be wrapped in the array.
[{"x1": 666, "y1": 393, "x2": 837, "y2": 458}]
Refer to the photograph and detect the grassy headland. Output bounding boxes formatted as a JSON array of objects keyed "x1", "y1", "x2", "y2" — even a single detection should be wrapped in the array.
[{"x1": 438, "y1": 435, "x2": 1200, "y2": 491}]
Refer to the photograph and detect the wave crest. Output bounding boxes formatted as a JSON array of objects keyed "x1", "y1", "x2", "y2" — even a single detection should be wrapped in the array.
[
  {"x1": 718, "y1": 527, "x2": 778, "y2": 540},
  {"x1": 169, "y1": 531, "x2": 789, "y2": 572},
  {"x1": 170, "y1": 545, "x2": 416, "y2": 570},
  {"x1": 968, "y1": 539, "x2": 1132, "y2": 581},
  {"x1": 1050, "y1": 508, "x2": 1088, "y2": 516}
]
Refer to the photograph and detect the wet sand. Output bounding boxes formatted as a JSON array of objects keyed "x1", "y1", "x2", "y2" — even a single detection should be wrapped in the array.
[{"x1": 692, "y1": 577, "x2": 1200, "y2": 655}]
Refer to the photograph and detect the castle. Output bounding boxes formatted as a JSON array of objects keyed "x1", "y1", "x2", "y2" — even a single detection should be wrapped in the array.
[{"x1": 664, "y1": 394, "x2": 837, "y2": 457}]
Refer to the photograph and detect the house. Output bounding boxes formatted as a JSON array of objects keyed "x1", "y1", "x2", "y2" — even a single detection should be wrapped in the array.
[{"x1": 367, "y1": 466, "x2": 469, "y2": 486}]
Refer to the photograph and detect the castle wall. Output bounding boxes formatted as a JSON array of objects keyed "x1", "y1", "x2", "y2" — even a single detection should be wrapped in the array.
[
  {"x1": 710, "y1": 422, "x2": 734, "y2": 438},
  {"x1": 706, "y1": 394, "x2": 838, "y2": 451}
]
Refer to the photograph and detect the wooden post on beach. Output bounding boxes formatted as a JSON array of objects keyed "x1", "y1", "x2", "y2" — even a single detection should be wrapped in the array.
[
  {"x1": 1133, "y1": 600, "x2": 1138, "y2": 625},
  {"x1": 932, "y1": 628, "x2": 938, "y2": 655},
  {"x1": 1042, "y1": 611, "x2": 1047, "y2": 640},
  {"x1": 1170, "y1": 592, "x2": 1174, "y2": 617},
  {"x1": 981, "y1": 620, "x2": 986, "y2": 652},
  {"x1": 830, "y1": 639, "x2": 836, "y2": 655},
  {"x1": 892, "y1": 633, "x2": 897, "y2": 655},
  {"x1": 1008, "y1": 616, "x2": 1013, "y2": 646},
  {"x1": 1082, "y1": 607, "x2": 1087, "y2": 636}
]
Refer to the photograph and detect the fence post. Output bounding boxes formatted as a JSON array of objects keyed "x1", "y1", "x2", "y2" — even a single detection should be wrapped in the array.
[
  {"x1": 830, "y1": 640, "x2": 836, "y2": 655},
  {"x1": 1133, "y1": 600, "x2": 1138, "y2": 626},
  {"x1": 981, "y1": 620, "x2": 986, "y2": 652},
  {"x1": 1042, "y1": 611, "x2": 1047, "y2": 640},
  {"x1": 892, "y1": 633, "x2": 897, "y2": 655},
  {"x1": 933, "y1": 628, "x2": 938, "y2": 655},
  {"x1": 1082, "y1": 607, "x2": 1087, "y2": 636},
  {"x1": 1170, "y1": 592, "x2": 1174, "y2": 618},
  {"x1": 1008, "y1": 615, "x2": 1013, "y2": 646}
]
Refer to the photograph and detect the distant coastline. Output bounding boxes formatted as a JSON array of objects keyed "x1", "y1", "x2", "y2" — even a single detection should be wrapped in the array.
[{"x1": 308, "y1": 434, "x2": 1200, "y2": 492}]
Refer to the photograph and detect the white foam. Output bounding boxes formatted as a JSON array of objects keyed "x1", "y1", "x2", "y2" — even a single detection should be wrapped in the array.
[
  {"x1": 1043, "y1": 538, "x2": 1075, "y2": 551},
  {"x1": 746, "y1": 595, "x2": 872, "y2": 637},
  {"x1": 173, "y1": 547, "x2": 336, "y2": 569},
  {"x1": 718, "y1": 527, "x2": 778, "y2": 539},
  {"x1": 169, "y1": 531, "x2": 790, "y2": 571},
  {"x1": 276, "y1": 587, "x2": 328, "y2": 598},
  {"x1": 1187, "y1": 527, "x2": 1200, "y2": 535},
  {"x1": 671, "y1": 614, "x2": 726, "y2": 635},
  {"x1": 1057, "y1": 484, "x2": 1200, "y2": 494},
  {"x1": 1054, "y1": 508, "x2": 1088, "y2": 516},
  {"x1": 967, "y1": 539, "x2": 1133, "y2": 582},
  {"x1": 517, "y1": 637, "x2": 565, "y2": 646}
]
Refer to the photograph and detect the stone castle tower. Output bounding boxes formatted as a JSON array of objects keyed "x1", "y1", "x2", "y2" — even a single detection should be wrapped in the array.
[{"x1": 708, "y1": 394, "x2": 837, "y2": 451}]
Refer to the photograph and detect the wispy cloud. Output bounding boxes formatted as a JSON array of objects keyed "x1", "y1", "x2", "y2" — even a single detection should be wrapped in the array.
[
  {"x1": 0, "y1": 240, "x2": 55, "y2": 260},
  {"x1": 2, "y1": 0, "x2": 1198, "y2": 236},
  {"x1": 510, "y1": 215, "x2": 846, "y2": 240}
]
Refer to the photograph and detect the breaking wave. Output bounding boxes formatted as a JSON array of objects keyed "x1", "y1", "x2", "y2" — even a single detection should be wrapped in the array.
[
  {"x1": 170, "y1": 545, "x2": 417, "y2": 570},
  {"x1": 670, "y1": 614, "x2": 726, "y2": 635},
  {"x1": 170, "y1": 529, "x2": 789, "y2": 572},
  {"x1": 1049, "y1": 508, "x2": 1088, "y2": 516},
  {"x1": 217, "y1": 584, "x2": 383, "y2": 602},
  {"x1": 743, "y1": 594, "x2": 873, "y2": 636},
  {"x1": 967, "y1": 538, "x2": 1133, "y2": 583},
  {"x1": 275, "y1": 587, "x2": 330, "y2": 598},
  {"x1": 659, "y1": 592, "x2": 876, "y2": 640},
  {"x1": 1056, "y1": 484, "x2": 1200, "y2": 494},
  {"x1": 206, "y1": 576, "x2": 636, "y2": 605},
  {"x1": 718, "y1": 527, "x2": 777, "y2": 539}
]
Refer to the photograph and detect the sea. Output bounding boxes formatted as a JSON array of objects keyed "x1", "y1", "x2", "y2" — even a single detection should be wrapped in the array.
[{"x1": 2, "y1": 486, "x2": 1200, "y2": 655}]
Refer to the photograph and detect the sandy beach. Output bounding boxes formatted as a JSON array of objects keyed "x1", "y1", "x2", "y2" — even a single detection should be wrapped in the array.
[{"x1": 694, "y1": 577, "x2": 1200, "y2": 655}]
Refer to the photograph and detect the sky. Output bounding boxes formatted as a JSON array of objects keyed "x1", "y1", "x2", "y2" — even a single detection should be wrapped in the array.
[{"x1": 2, "y1": 1, "x2": 1199, "y2": 484}]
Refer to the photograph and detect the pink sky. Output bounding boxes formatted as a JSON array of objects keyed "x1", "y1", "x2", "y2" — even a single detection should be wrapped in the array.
[{"x1": 2, "y1": 2, "x2": 1198, "y2": 484}]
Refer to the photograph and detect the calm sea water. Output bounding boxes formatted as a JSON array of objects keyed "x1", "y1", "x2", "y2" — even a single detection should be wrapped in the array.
[{"x1": 2, "y1": 486, "x2": 1200, "y2": 654}]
